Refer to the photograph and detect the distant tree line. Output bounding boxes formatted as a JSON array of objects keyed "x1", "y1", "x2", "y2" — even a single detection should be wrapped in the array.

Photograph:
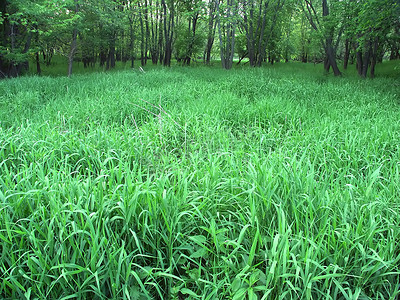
[{"x1": 0, "y1": 0, "x2": 399, "y2": 78}]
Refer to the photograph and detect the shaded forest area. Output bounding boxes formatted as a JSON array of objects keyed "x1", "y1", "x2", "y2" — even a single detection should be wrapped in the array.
[{"x1": 0, "y1": 0, "x2": 399, "y2": 78}]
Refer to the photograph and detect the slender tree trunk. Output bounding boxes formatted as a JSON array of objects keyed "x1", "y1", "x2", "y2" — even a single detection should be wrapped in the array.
[
  {"x1": 343, "y1": 39, "x2": 350, "y2": 69},
  {"x1": 68, "y1": 28, "x2": 77, "y2": 77},
  {"x1": 370, "y1": 37, "x2": 379, "y2": 78},
  {"x1": 128, "y1": 16, "x2": 135, "y2": 68},
  {"x1": 243, "y1": 0, "x2": 256, "y2": 66},
  {"x1": 216, "y1": 0, "x2": 236, "y2": 69},
  {"x1": 139, "y1": 2, "x2": 146, "y2": 66},
  {"x1": 205, "y1": 0, "x2": 217, "y2": 65},
  {"x1": 216, "y1": 0, "x2": 225, "y2": 69},
  {"x1": 184, "y1": 14, "x2": 199, "y2": 66},
  {"x1": 36, "y1": 52, "x2": 41, "y2": 75},
  {"x1": 256, "y1": 0, "x2": 270, "y2": 67},
  {"x1": 356, "y1": 49, "x2": 363, "y2": 76},
  {"x1": 68, "y1": 0, "x2": 79, "y2": 77},
  {"x1": 162, "y1": 0, "x2": 174, "y2": 66},
  {"x1": 144, "y1": 0, "x2": 150, "y2": 65}
]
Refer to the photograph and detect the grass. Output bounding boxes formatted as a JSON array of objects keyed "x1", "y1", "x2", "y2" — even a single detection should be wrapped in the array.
[{"x1": 1, "y1": 62, "x2": 400, "y2": 299}]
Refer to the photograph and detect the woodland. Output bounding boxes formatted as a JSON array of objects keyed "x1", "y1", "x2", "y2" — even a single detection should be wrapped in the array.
[{"x1": 0, "y1": 0, "x2": 399, "y2": 78}]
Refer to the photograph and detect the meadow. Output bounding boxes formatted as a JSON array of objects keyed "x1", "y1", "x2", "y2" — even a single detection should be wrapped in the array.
[{"x1": 0, "y1": 62, "x2": 400, "y2": 299}]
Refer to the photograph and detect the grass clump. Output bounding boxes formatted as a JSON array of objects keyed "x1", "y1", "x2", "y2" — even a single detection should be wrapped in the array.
[{"x1": 1, "y1": 63, "x2": 400, "y2": 299}]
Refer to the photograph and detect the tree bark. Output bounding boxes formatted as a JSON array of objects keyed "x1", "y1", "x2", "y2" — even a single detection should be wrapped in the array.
[
  {"x1": 36, "y1": 52, "x2": 41, "y2": 75},
  {"x1": 216, "y1": 0, "x2": 236, "y2": 69},
  {"x1": 68, "y1": 28, "x2": 77, "y2": 77},
  {"x1": 204, "y1": 0, "x2": 217, "y2": 65},
  {"x1": 322, "y1": 0, "x2": 341, "y2": 76},
  {"x1": 162, "y1": 0, "x2": 174, "y2": 67},
  {"x1": 68, "y1": 0, "x2": 79, "y2": 77},
  {"x1": 343, "y1": 39, "x2": 350, "y2": 69}
]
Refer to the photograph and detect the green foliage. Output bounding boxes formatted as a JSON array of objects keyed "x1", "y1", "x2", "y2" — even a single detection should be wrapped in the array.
[
  {"x1": 174, "y1": 22, "x2": 207, "y2": 62},
  {"x1": 0, "y1": 63, "x2": 400, "y2": 298}
]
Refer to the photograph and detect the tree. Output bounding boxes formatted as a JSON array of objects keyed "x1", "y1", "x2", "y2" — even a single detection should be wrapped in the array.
[
  {"x1": 204, "y1": 0, "x2": 218, "y2": 64},
  {"x1": 352, "y1": 0, "x2": 399, "y2": 77},
  {"x1": 216, "y1": 0, "x2": 238, "y2": 69},
  {"x1": 300, "y1": 0, "x2": 342, "y2": 76},
  {"x1": 0, "y1": 0, "x2": 49, "y2": 77}
]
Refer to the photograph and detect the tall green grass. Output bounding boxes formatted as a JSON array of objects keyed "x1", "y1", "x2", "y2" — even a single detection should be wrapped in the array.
[{"x1": 1, "y1": 64, "x2": 400, "y2": 299}]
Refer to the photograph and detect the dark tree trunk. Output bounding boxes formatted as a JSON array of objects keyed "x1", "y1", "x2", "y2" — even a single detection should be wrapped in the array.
[
  {"x1": 144, "y1": 0, "x2": 150, "y2": 65},
  {"x1": 158, "y1": 9, "x2": 164, "y2": 65},
  {"x1": 204, "y1": 0, "x2": 217, "y2": 65},
  {"x1": 343, "y1": 39, "x2": 350, "y2": 69},
  {"x1": 325, "y1": 39, "x2": 341, "y2": 76},
  {"x1": 356, "y1": 49, "x2": 363, "y2": 76},
  {"x1": 322, "y1": 0, "x2": 341, "y2": 76},
  {"x1": 128, "y1": 16, "x2": 135, "y2": 68},
  {"x1": 162, "y1": 0, "x2": 174, "y2": 67},
  {"x1": 257, "y1": 0, "x2": 283, "y2": 67},
  {"x1": 36, "y1": 52, "x2": 41, "y2": 75},
  {"x1": 216, "y1": 0, "x2": 236, "y2": 70},
  {"x1": 324, "y1": 57, "x2": 330, "y2": 72},
  {"x1": 100, "y1": 49, "x2": 107, "y2": 67},
  {"x1": 370, "y1": 37, "x2": 379, "y2": 78},
  {"x1": 243, "y1": 0, "x2": 256, "y2": 66},
  {"x1": 361, "y1": 40, "x2": 372, "y2": 78},
  {"x1": 139, "y1": 2, "x2": 146, "y2": 67}
]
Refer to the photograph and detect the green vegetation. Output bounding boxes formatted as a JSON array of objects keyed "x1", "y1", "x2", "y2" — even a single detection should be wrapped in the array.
[{"x1": 1, "y1": 63, "x2": 400, "y2": 299}]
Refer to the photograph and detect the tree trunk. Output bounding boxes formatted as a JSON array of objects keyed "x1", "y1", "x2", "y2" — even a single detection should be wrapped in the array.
[
  {"x1": 356, "y1": 49, "x2": 363, "y2": 76},
  {"x1": 325, "y1": 39, "x2": 341, "y2": 76},
  {"x1": 139, "y1": 2, "x2": 146, "y2": 66},
  {"x1": 255, "y1": 0, "x2": 270, "y2": 67},
  {"x1": 216, "y1": 0, "x2": 225, "y2": 69},
  {"x1": 68, "y1": 1, "x2": 79, "y2": 77},
  {"x1": 144, "y1": 0, "x2": 150, "y2": 65},
  {"x1": 68, "y1": 28, "x2": 77, "y2": 77},
  {"x1": 204, "y1": 0, "x2": 217, "y2": 65},
  {"x1": 370, "y1": 37, "x2": 379, "y2": 78},
  {"x1": 128, "y1": 17, "x2": 135, "y2": 68},
  {"x1": 243, "y1": 0, "x2": 256, "y2": 66},
  {"x1": 322, "y1": 0, "x2": 341, "y2": 76},
  {"x1": 216, "y1": 0, "x2": 236, "y2": 70},
  {"x1": 361, "y1": 40, "x2": 372, "y2": 78},
  {"x1": 36, "y1": 52, "x2": 41, "y2": 75},
  {"x1": 162, "y1": 0, "x2": 174, "y2": 67},
  {"x1": 343, "y1": 39, "x2": 350, "y2": 69}
]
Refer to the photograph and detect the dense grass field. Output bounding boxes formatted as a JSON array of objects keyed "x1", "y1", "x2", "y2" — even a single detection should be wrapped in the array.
[{"x1": 1, "y1": 63, "x2": 400, "y2": 299}]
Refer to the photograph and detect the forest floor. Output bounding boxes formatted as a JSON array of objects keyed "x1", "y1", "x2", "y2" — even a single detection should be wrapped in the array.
[{"x1": 1, "y1": 62, "x2": 400, "y2": 299}]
